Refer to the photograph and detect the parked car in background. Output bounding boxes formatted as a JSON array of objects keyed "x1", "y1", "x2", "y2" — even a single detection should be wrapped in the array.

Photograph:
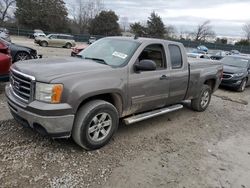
[
  {"x1": 197, "y1": 45, "x2": 208, "y2": 52},
  {"x1": 29, "y1": 29, "x2": 46, "y2": 39},
  {"x1": 71, "y1": 43, "x2": 89, "y2": 56},
  {"x1": 35, "y1": 34, "x2": 76, "y2": 48},
  {"x1": 88, "y1": 36, "x2": 97, "y2": 44},
  {"x1": 221, "y1": 55, "x2": 250, "y2": 92},
  {"x1": 210, "y1": 55, "x2": 224, "y2": 61},
  {"x1": 230, "y1": 50, "x2": 240, "y2": 55},
  {"x1": 187, "y1": 52, "x2": 211, "y2": 59},
  {"x1": 191, "y1": 49, "x2": 207, "y2": 55},
  {"x1": 0, "y1": 53, "x2": 12, "y2": 82},
  {"x1": 6, "y1": 37, "x2": 223, "y2": 150},
  {"x1": 216, "y1": 51, "x2": 230, "y2": 56},
  {"x1": 0, "y1": 27, "x2": 11, "y2": 42},
  {"x1": 210, "y1": 51, "x2": 230, "y2": 61},
  {"x1": 0, "y1": 38, "x2": 40, "y2": 63}
]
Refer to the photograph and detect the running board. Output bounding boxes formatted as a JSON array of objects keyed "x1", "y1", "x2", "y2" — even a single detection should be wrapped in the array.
[{"x1": 123, "y1": 104, "x2": 183, "y2": 125}]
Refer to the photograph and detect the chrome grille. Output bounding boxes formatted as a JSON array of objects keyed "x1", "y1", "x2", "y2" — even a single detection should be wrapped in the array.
[{"x1": 10, "y1": 68, "x2": 35, "y2": 103}]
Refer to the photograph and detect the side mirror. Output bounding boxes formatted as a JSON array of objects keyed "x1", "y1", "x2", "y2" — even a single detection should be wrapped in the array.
[{"x1": 135, "y1": 60, "x2": 157, "y2": 72}]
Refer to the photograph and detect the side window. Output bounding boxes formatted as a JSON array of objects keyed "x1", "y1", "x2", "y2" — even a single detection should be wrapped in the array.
[
  {"x1": 169, "y1": 44, "x2": 183, "y2": 69},
  {"x1": 138, "y1": 44, "x2": 166, "y2": 69},
  {"x1": 50, "y1": 35, "x2": 57, "y2": 39},
  {"x1": 58, "y1": 35, "x2": 65, "y2": 39}
]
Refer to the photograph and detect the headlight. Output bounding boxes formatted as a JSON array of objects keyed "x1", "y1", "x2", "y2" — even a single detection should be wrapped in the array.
[
  {"x1": 35, "y1": 82, "x2": 63, "y2": 103},
  {"x1": 233, "y1": 73, "x2": 244, "y2": 77}
]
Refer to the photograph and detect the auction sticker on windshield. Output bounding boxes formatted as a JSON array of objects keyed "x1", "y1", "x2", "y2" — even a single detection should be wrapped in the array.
[{"x1": 112, "y1": 51, "x2": 128, "y2": 59}]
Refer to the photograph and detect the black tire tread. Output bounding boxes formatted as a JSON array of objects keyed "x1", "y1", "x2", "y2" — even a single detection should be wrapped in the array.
[
  {"x1": 72, "y1": 100, "x2": 118, "y2": 150},
  {"x1": 191, "y1": 85, "x2": 212, "y2": 112}
]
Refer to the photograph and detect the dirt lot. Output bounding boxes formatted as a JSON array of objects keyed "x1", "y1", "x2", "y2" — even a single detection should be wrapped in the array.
[{"x1": 1, "y1": 37, "x2": 250, "y2": 188}]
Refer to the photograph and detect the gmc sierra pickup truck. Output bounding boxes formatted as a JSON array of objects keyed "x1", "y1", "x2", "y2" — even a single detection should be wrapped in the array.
[{"x1": 6, "y1": 37, "x2": 223, "y2": 150}]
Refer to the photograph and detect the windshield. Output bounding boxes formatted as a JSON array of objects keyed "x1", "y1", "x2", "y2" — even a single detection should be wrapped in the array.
[
  {"x1": 78, "y1": 38, "x2": 140, "y2": 67},
  {"x1": 221, "y1": 56, "x2": 250, "y2": 68}
]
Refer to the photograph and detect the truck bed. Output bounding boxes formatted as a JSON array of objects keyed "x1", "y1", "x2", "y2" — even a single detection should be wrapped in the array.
[{"x1": 185, "y1": 58, "x2": 223, "y2": 100}]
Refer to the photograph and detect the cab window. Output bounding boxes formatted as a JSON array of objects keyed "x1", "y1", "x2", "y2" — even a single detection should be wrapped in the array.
[
  {"x1": 138, "y1": 44, "x2": 166, "y2": 69},
  {"x1": 169, "y1": 44, "x2": 183, "y2": 69}
]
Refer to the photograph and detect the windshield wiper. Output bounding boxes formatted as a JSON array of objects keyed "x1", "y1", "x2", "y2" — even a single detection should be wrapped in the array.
[{"x1": 84, "y1": 57, "x2": 108, "y2": 65}]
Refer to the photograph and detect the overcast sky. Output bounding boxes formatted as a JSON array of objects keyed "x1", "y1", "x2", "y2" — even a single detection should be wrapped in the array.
[{"x1": 66, "y1": 0, "x2": 250, "y2": 37}]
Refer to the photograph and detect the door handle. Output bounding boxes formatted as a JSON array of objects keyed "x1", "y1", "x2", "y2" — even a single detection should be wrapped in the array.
[{"x1": 160, "y1": 75, "x2": 168, "y2": 80}]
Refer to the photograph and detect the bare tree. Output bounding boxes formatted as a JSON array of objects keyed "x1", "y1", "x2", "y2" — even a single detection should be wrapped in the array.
[
  {"x1": 243, "y1": 22, "x2": 250, "y2": 41},
  {"x1": 192, "y1": 20, "x2": 215, "y2": 41},
  {"x1": 0, "y1": 0, "x2": 15, "y2": 23},
  {"x1": 71, "y1": 0, "x2": 104, "y2": 33},
  {"x1": 165, "y1": 25, "x2": 176, "y2": 38},
  {"x1": 120, "y1": 16, "x2": 129, "y2": 32}
]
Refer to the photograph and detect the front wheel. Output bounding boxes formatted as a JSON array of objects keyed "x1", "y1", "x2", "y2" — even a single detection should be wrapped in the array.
[
  {"x1": 191, "y1": 85, "x2": 212, "y2": 112},
  {"x1": 237, "y1": 78, "x2": 247, "y2": 92},
  {"x1": 14, "y1": 52, "x2": 31, "y2": 62},
  {"x1": 72, "y1": 100, "x2": 119, "y2": 150},
  {"x1": 40, "y1": 41, "x2": 48, "y2": 47},
  {"x1": 65, "y1": 43, "x2": 72, "y2": 49}
]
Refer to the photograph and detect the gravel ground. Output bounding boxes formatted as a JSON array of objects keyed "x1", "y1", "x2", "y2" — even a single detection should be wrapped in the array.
[{"x1": 0, "y1": 37, "x2": 250, "y2": 188}]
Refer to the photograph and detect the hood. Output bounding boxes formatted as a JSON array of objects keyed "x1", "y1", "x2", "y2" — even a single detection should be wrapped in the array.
[
  {"x1": 12, "y1": 57, "x2": 112, "y2": 82},
  {"x1": 10, "y1": 43, "x2": 36, "y2": 52},
  {"x1": 223, "y1": 65, "x2": 246, "y2": 74}
]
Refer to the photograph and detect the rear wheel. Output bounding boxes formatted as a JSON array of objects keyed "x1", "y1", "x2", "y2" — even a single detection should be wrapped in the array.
[
  {"x1": 40, "y1": 41, "x2": 48, "y2": 47},
  {"x1": 72, "y1": 100, "x2": 119, "y2": 150},
  {"x1": 191, "y1": 85, "x2": 212, "y2": 112},
  {"x1": 237, "y1": 78, "x2": 247, "y2": 92}
]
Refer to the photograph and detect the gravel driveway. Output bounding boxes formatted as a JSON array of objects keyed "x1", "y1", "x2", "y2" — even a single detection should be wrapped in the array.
[{"x1": 0, "y1": 37, "x2": 250, "y2": 188}]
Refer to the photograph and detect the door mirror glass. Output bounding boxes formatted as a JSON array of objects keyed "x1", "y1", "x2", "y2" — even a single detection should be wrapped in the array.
[{"x1": 135, "y1": 60, "x2": 157, "y2": 71}]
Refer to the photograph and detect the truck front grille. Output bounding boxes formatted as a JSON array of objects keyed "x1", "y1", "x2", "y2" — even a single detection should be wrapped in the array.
[{"x1": 10, "y1": 69, "x2": 35, "y2": 103}]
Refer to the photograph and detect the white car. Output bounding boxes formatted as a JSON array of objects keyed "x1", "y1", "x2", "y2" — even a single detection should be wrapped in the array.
[
  {"x1": 34, "y1": 33, "x2": 46, "y2": 38},
  {"x1": 0, "y1": 28, "x2": 11, "y2": 42}
]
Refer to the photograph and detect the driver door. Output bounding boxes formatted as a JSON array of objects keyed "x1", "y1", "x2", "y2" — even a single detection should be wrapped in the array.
[{"x1": 128, "y1": 43, "x2": 170, "y2": 114}]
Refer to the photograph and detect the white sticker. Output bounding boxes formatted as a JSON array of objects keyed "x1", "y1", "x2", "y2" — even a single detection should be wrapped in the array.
[{"x1": 112, "y1": 51, "x2": 128, "y2": 59}]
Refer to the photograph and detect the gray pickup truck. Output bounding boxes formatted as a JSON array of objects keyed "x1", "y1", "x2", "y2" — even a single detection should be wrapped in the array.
[{"x1": 6, "y1": 37, "x2": 223, "y2": 150}]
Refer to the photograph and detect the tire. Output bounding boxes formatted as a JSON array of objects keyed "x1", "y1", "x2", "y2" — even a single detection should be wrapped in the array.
[
  {"x1": 65, "y1": 43, "x2": 72, "y2": 49},
  {"x1": 191, "y1": 85, "x2": 212, "y2": 112},
  {"x1": 41, "y1": 41, "x2": 48, "y2": 47},
  {"x1": 14, "y1": 52, "x2": 31, "y2": 62},
  {"x1": 72, "y1": 100, "x2": 119, "y2": 150},
  {"x1": 237, "y1": 78, "x2": 247, "y2": 92}
]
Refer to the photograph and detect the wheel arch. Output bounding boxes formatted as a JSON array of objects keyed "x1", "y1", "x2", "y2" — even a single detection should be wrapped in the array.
[
  {"x1": 204, "y1": 78, "x2": 216, "y2": 92},
  {"x1": 75, "y1": 93, "x2": 124, "y2": 117},
  {"x1": 13, "y1": 50, "x2": 30, "y2": 62}
]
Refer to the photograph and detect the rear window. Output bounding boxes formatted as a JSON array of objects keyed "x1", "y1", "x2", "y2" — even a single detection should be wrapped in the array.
[{"x1": 169, "y1": 44, "x2": 183, "y2": 69}]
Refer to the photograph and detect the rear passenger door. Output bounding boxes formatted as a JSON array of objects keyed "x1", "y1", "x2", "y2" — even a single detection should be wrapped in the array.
[
  {"x1": 167, "y1": 44, "x2": 189, "y2": 104},
  {"x1": 48, "y1": 35, "x2": 59, "y2": 47}
]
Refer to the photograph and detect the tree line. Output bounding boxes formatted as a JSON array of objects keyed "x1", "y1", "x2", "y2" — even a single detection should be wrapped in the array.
[{"x1": 0, "y1": 0, "x2": 250, "y2": 45}]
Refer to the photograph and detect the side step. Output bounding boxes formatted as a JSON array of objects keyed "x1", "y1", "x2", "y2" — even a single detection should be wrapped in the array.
[{"x1": 123, "y1": 104, "x2": 183, "y2": 125}]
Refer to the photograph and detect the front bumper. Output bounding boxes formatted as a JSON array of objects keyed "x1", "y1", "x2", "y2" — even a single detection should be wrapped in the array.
[
  {"x1": 5, "y1": 85, "x2": 75, "y2": 138},
  {"x1": 221, "y1": 78, "x2": 243, "y2": 88}
]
